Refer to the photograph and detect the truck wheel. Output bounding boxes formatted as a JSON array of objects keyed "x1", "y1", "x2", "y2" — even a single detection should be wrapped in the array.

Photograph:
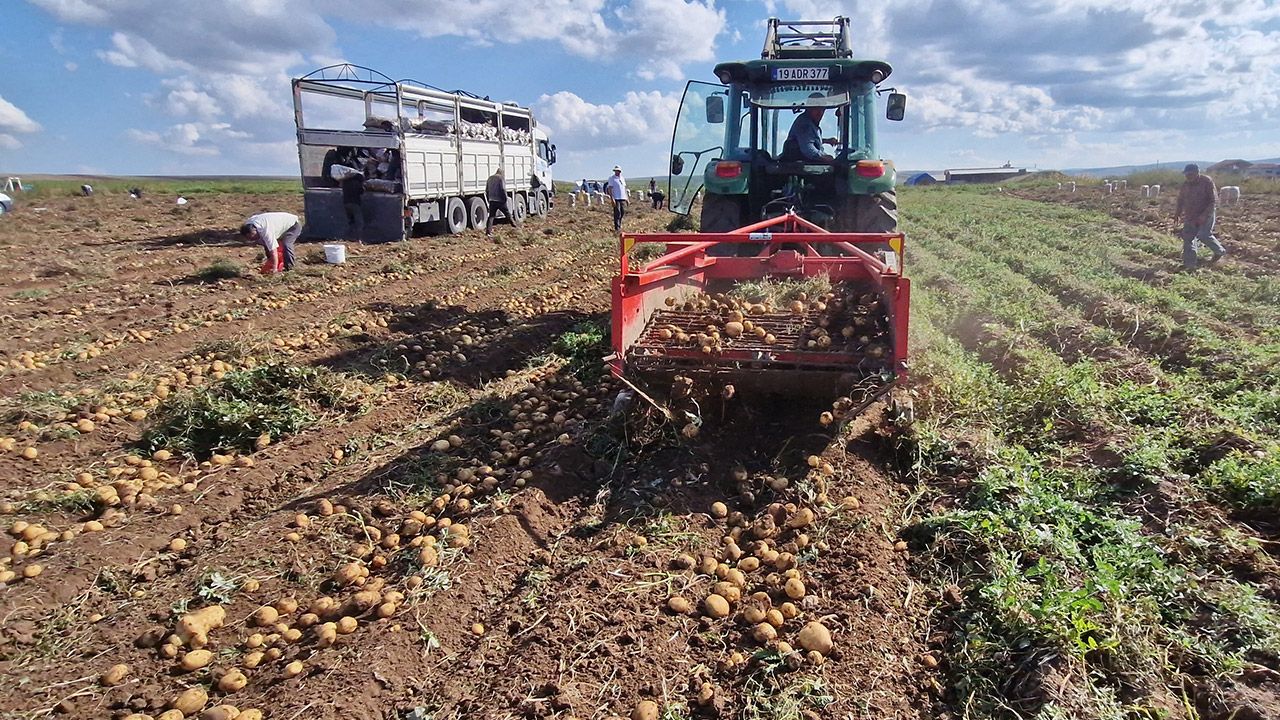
[
  {"x1": 443, "y1": 197, "x2": 467, "y2": 234},
  {"x1": 467, "y1": 197, "x2": 488, "y2": 230},
  {"x1": 534, "y1": 189, "x2": 549, "y2": 217},
  {"x1": 511, "y1": 194, "x2": 527, "y2": 226}
]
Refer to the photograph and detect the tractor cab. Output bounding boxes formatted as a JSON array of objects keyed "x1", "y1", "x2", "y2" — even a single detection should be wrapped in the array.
[{"x1": 669, "y1": 18, "x2": 907, "y2": 237}]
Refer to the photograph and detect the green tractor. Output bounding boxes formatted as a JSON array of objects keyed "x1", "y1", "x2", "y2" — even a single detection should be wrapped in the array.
[{"x1": 668, "y1": 17, "x2": 907, "y2": 247}]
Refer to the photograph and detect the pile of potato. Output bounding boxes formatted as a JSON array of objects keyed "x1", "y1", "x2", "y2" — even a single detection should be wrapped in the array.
[{"x1": 647, "y1": 283, "x2": 890, "y2": 358}]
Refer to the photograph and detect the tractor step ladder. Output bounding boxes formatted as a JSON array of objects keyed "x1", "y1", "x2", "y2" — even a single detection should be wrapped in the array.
[{"x1": 761, "y1": 17, "x2": 853, "y2": 59}]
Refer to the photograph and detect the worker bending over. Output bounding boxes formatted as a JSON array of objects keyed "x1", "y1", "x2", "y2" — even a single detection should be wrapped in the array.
[{"x1": 240, "y1": 211, "x2": 301, "y2": 274}]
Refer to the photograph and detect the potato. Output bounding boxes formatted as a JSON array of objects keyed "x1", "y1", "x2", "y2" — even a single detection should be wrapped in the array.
[
  {"x1": 283, "y1": 660, "x2": 304, "y2": 678},
  {"x1": 751, "y1": 622, "x2": 778, "y2": 643},
  {"x1": 201, "y1": 705, "x2": 240, "y2": 720},
  {"x1": 666, "y1": 596, "x2": 692, "y2": 614},
  {"x1": 336, "y1": 616, "x2": 358, "y2": 634},
  {"x1": 168, "y1": 538, "x2": 187, "y2": 553},
  {"x1": 784, "y1": 577, "x2": 806, "y2": 600},
  {"x1": 737, "y1": 556, "x2": 760, "y2": 573},
  {"x1": 701, "y1": 594, "x2": 730, "y2": 619},
  {"x1": 740, "y1": 606, "x2": 767, "y2": 625},
  {"x1": 21, "y1": 564, "x2": 42, "y2": 578},
  {"x1": 101, "y1": 663, "x2": 129, "y2": 686},
  {"x1": 241, "y1": 651, "x2": 264, "y2": 669},
  {"x1": 315, "y1": 623, "x2": 338, "y2": 648},
  {"x1": 333, "y1": 562, "x2": 365, "y2": 586},
  {"x1": 251, "y1": 606, "x2": 278, "y2": 627},
  {"x1": 217, "y1": 669, "x2": 248, "y2": 692},
  {"x1": 237, "y1": 711, "x2": 263, "y2": 720},
  {"x1": 797, "y1": 621, "x2": 833, "y2": 655},
  {"x1": 157, "y1": 710, "x2": 185, "y2": 720},
  {"x1": 779, "y1": 602, "x2": 800, "y2": 620},
  {"x1": 274, "y1": 597, "x2": 298, "y2": 615},
  {"x1": 632, "y1": 700, "x2": 659, "y2": 720},
  {"x1": 171, "y1": 686, "x2": 209, "y2": 715},
  {"x1": 177, "y1": 606, "x2": 225, "y2": 648},
  {"x1": 765, "y1": 609, "x2": 785, "y2": 628},
  {"x1": 709, "y1": 502, "x2": 728, "y2": 519},
  {"x1": 784, "y1": 508, "x2": 815, "y2": 530},
  {"x1": 179, "y1": 649, "x2": 213, "y2": 671}
]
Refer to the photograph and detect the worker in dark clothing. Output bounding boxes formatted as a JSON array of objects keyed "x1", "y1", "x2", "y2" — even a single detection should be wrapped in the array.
[
  {"x1": 485, "y1": 167, "x2": 509, "y2": 240},
  {"x1": 340, "y1": 168, "x2": 365, "y2": 241},
  {"x1": 1175, "y1": 163, "x2": 1226, "y2": 270}
]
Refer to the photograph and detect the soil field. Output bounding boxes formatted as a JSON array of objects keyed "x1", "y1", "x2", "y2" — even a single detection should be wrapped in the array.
[{"x1": 0, "y1": 182, "x2": 1276, "y2": 720}]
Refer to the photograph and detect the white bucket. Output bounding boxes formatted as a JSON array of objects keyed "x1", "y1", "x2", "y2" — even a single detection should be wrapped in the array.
[{"x1": 323, "y1": 244, "x2": 346, "y2": 264}]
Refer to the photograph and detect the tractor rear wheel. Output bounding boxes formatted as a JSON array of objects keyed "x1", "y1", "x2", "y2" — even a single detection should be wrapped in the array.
[
  {"x1": 854, "y1": 190, "x2": 898, "y2": 233},
  {"x1": 700, "y1": 193, "x2": 744, "y2": 256}
]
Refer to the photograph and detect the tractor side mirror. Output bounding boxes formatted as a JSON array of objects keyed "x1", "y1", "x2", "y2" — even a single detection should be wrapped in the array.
[
  {"x1": 670, "y1": 155, "x2": 685, "y2": 175},
  {"x1": 886, "y1": 93, "x2": 907, "y2": 121},
  {"x1": 705, "y1": 95, "x2": 725, "y2": 124}
]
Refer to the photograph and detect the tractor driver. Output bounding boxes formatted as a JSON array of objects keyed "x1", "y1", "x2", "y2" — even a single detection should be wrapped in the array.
[{"x1": 782, "y1": 93, "x2": 839, "y2": 163}]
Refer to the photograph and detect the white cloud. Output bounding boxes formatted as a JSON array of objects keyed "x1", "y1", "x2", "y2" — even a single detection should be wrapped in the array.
[
  {"x1": 536, "y1": 90, "x2": 681, "y2": 150},
  {"x1": 65, "y1": 61, "x2": 78, "y2": 72},
  {"x1": 126, "y1": 121, "x2": 253, "y2": 156},
  {"x1": 0, "y1": 134, "x2": 23, "y2": 150},
  {"x1": 322, "y1": 0, "x2": 724, "y2": 80},
  {"x1": 0, "y1": 96, "x2": 42, "y2": 137},
  {"x1": 767, "y1": 0, "x2": 1280, "y2": 139}
]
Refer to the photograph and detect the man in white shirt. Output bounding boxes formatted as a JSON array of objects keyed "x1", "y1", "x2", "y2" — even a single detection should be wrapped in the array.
[
  {"x1": 605, "y1": 165, "x2": 628, "y2": 233},
  {"x1": 239, "y1": 211, "x2": 301, "y2": 273}
]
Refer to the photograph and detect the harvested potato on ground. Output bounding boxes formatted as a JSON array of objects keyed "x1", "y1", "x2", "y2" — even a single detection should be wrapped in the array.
[
  {"x1": 251, "y1": 605, "x2": 278, "y2": 627},
  {"x1": 171, "y1": 686, "x2": 209, "y2": 715},
  {"x1": 201, "y1": 705, "x2": 240, "y2": 720},
  {"x1": 666, "y1": 596, "x2": 692, "y2": 614},
  {"x1": 632, "y1": 700, "x2": 659, "y2": 720},
  {"x1": 176, "y1": 606, "x2": 225, "y2": 648},
  {"x1": 217, "y1": 669, "x2": 248, "y2": 692},
  {"x1": 100, "y1": 663, "x2": 129, "y2": 686},
  {"x1": 798, "y1": 621, "x2": 833, "y2": 655},
  {"x1": 283, "y1": 660, "x2": 304, "y2": 678},
  {"x1": 179, "y1": 649, "x2": 213, "y2": 671},
  {"x1": 701, "y1": 594, "x2": 730, "y2": 619},
  {"x1": 784, "y1": 577, "x2": 806, "y2": 600}
]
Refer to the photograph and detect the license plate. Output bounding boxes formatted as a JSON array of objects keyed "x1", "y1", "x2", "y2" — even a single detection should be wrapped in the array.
[{"x1": 772, "y1": 67, "x2": 829, "y2": 81}]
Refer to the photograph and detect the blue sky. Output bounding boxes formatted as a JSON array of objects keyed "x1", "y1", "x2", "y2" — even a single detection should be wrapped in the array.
[{"x1": 2, "y1": 0, "x2": 1279, "y2": 181}]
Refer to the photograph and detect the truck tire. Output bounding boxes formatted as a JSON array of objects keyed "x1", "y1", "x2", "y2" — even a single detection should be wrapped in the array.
[
  {"x1": 467, "y1": 196, "x2": 488, "y2": 230},
  {"x1": 511, "y1": 193, "x2": 527, "y2": 226},
  {"x1": 700, "y1": 193, "x2": 746, "y2": 256},
  {"x1": 442, "y1": 197, "x2": 467, "y2": 234},
  {"x1": 534, "y1": 189, "x2": 549, "y2": 217}
]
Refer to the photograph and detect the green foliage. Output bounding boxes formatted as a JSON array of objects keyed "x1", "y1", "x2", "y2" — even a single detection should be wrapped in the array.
[
  {"x1": 1198, "y1": 453, "x2": 1280, "y2": 510},
  {"x1": 901, "y1": 187, "x2": 1280, "y2": 716},
  {"x1": 195, "y1": 260, "x2": 244, "y2": 282},
  {"x1": 552, "y1": 320, "x2": 609, "y2": 380},
  {"x1": 141, "y1": 364, "x2": 370, "y2": 457},
  {"x1": 1, "y1": 390, "x2": 83, "y2": 425}
]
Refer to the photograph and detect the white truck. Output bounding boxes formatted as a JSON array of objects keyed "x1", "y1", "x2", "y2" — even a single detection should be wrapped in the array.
[{"x1": 292, "y1": 64, "x2": 557, "y2": 243}]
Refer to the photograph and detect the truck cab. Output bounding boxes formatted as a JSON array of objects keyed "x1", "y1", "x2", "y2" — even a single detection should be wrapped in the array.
[{"x1": 668, "y1": 18, "x2": 907, "y2": 239}]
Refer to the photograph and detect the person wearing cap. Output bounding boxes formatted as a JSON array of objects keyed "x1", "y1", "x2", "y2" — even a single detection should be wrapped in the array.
[
  {"x1": 782, "y1": 94, "x2": 839, "y2": 162},
  {"x1": 1174, "y1": 163, "x2": 1226, "y2": 270},
  {"x1": 239, "y1": 211, "x2": 301, "y2": 274},
  {"x1": 605, "y1": 165, "x2": 628, "y2": 233}
]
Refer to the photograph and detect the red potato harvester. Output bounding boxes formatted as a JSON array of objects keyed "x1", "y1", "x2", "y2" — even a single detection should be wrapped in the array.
[{"x1": 609, "y1": 212, "x2": 910, "y2": 419}]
